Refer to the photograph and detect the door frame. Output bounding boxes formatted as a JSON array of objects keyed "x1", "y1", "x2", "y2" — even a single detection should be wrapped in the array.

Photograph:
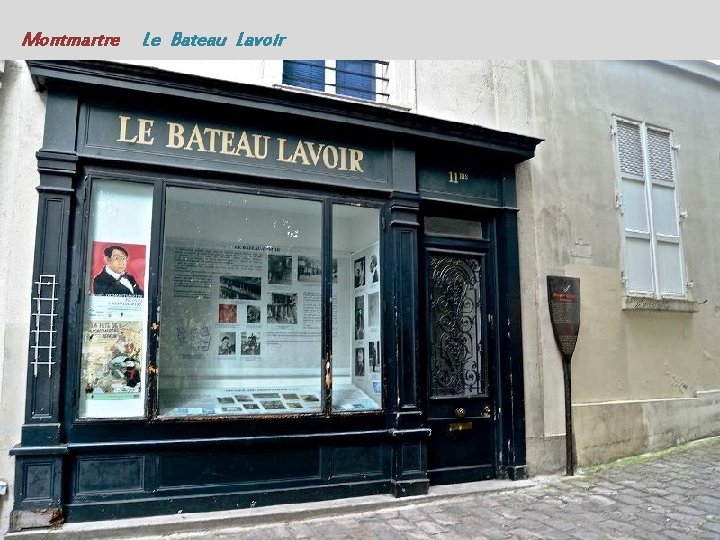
[
  {"x1": 418, "y1": 207, "x2": 528, "y2": 480},
  {"x1": 421, "y1": 217, "x2": 503, "y2": 484}
]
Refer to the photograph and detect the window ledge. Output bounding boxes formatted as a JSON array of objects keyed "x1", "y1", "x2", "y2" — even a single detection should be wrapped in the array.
[
  {"x1": 272, "y1": 83, "x2": 412, "y2": 112},
  {"x1": 622, "y1": 296, "x2": 699, "y2": 313}
]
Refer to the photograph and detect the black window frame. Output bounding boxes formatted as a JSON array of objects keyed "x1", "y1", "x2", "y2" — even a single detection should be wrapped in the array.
[{"x1": 68, "y1": 168, "x2": 388, "y2": 427}]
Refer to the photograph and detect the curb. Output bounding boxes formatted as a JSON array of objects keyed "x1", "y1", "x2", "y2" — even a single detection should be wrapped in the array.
[{"x1": 6, "y1": 479, "x2": 538, "y2": 539}]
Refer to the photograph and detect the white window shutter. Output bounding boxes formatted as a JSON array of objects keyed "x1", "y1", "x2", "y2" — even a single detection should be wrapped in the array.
[{"x1": 614, "y1": 118, "x2": 686, "y2": 298}]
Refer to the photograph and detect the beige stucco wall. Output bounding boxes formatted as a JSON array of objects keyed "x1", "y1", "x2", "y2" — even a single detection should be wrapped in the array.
[
  {"x1": 520, "y1": 61, "x2": 720, "y2": 469},
  {"x1": 415, "y1": 60, "x2": 720, "y2": 473},
  {"x1": 0, "y1": 60, "x2": 44, "y2": 535}
]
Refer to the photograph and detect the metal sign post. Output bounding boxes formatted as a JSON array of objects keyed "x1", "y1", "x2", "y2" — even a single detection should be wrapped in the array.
[{"x1": 547, "y1": 276, "x2": 581, "y2": 476}]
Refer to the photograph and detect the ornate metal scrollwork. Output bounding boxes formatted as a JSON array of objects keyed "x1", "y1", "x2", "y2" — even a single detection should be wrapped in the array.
[{"x1": 429, "y1": 255, "x2": 485, "y2": 397}]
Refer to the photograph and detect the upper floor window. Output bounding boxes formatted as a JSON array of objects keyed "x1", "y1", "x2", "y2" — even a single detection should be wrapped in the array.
[
  {"x1": 282, "y1": 60, "x2": 389, "y2": 102},
  {"x1": 613, "y1": 117, "x2": 686, "y2": 297}
]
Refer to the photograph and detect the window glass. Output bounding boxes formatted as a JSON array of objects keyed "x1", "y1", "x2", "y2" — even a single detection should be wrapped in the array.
[
  {"x1": 332, "y1": 204, "x2": 382, "y2": 412},
  {"x1": 157, "y1": 188, "x2": 322, "y2": 417},
  {"x1": 336, "y1": 60, "x2": 376, "y2": 100},
  {"x1": 425, "y1": 217, "x2": 483, "y2": 239},
  {"x1": 282, "y1": 60, "x2": 325, "y2": 91},
  {"x1": 79, "y1": 180, "x2": 153, "y2": 419}
]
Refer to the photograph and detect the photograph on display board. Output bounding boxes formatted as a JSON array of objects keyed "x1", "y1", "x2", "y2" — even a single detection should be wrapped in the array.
[
  {"x1": 218, "y1": 332, "x2": 236, "y2": 355},
  {"x1": 354, "y1": 256, "x2": 365, "y2": 288},
  {"x1": 368, "y1": 292, "x2": 379, "y2": 328},
  {"x1": 268, "y1": 254, "x2": 293, "y2": 285},
  {"x1": 82, "y1": 321, "x2": 143, "y2": 397},
  {"x1": 219, "y1": 276, "x2": 262, "y2": 300},
  {"x1": 247, "y1": 304, "x2": 261, "y2": 323},
  {"x1": 89, "y1": 241, "x2": 146, "y2": 297},
  {"x1": 354, "y1": 295, "x2": 364, "y2": 340},
  {"x1": 218, "y1": 303, "x2": 237, "y2": 324},
  {"x1": 297, "y1": 256, "x2": 339, "y2": 283},
  {"x1": 369, "y1": 341, "x2": 380, "y2": 372},
  {"x1": 267, "y1": 293, "x2": 297, "y2": 324},
  {"x1": 240, "y1": 332, "x2": 261, "y2": 355},
  {"x1": 369, "y1": 254, "x2": 379, "y2": 283},
  {"x1": 354, "y1": 346, "x2": 365, "y2": 377}
]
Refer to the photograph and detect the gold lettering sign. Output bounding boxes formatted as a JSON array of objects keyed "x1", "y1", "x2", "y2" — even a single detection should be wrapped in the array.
[{"x1": 116, "y1": 114, "x2": 365, "y2": 173}]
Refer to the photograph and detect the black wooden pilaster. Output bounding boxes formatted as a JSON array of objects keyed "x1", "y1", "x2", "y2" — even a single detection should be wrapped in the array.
[
  {"x1": 11, "y1": 90, "x2": 79, "y2": 527},
  {"x1": 386, "y1": 191, "x2": 429, "y2": 497},
  {"x1": 497, "y1": 208, "x2": 528, "y2": 480}
]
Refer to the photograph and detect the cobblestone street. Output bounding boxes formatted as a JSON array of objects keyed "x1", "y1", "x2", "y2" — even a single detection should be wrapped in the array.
[{"x1": 198, "y1": 437, "x2": 720, "y2": 539}]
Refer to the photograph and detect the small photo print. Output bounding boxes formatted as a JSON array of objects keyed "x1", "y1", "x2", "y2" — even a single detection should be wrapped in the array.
[
  {"x1": 369, "y1": 341, "x2": 380, "y2": 372},
  {"x1": 282, "y1": 393, "x2": 299, "y2": 400},
  {"x1": 355, "y1": 296, "x2": 365, "y2": 340},
  {"x1": 220, "y1": 276, "x2": 261, "y2": 300},
  {"x1": 297, "y1": 255, "x2": 322, "y2": 283},
  {"x1": 253, "y1": 392, "x2": 280, "y2": 399},
  {"x1": 247, "y1": 304, "x2": 261, "y2": 324},
  {"x1": 368, "y1": 292, "x2": 380, "y2": 328},
  {"x1": 297, "y1": 256, "x2": 339, "y2": 284},
  {"x1": 218, "y1": 303, "x2": 237, "y2": 324},
  {"x1": 218, "y1": 332, "x2": 236, "y2": 355},
  {"x1": 243, "y1": 403, "x2": 260, "y2": 410},
  {"x1": 354, "y1": 256, "x2": 366, "y2": 288},
  {"x1": 267, "y1": 293, "x2": 298, "y2": 324},
  {"x1": 261, "y1": 400, "x2": 286, "y2": 410},
  {"x1": 287, "y1": 402, "x2": 303, "y2": 409},
  {"x1": 235, "y1": 394, "x2": 253, "y2": 402},
  {"x1": 240, "y1": 332, "x2": 261, "y2": 355},
  {"x1": 302, "y1": 394, "x2": 320, "y2": 402},
  {"x1": 369, "y1": 254, "x2": 379, "y2": 283},
  {"x1": 355, "y1": 346, "x2": 365, "y2": 377},
  {"x1": 217, "y1": 396, "x2": 235, "y2": 404},
  {"x1": 268, "y1": 255, "x2": 293, "y2": 285},
  {"x1": 372, "y1": 380, "x2": 381, "y2": 394}
]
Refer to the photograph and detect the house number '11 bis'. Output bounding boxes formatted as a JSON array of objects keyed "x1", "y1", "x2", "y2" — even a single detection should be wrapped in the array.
[{"x1": 448, "y1": 171, "x2": 469, "y2": 184}]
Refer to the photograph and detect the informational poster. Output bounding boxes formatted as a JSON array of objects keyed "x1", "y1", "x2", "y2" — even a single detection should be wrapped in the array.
[
  {"x1": 159, "y1": 238, "x2": 346, "y2": 376},
  {"x1": 81, "y1": 321, "x2": 143, "y2": 398},
  {"x1": 344, "y1": 242, "x2": 382, "y2": 403}
]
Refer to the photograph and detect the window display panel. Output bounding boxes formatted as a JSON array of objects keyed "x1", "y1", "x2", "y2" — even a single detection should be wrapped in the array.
[
  {"x1": 157, "y1": 188, "x2": 324, "y2": 417},
  {"x1": 79, "y1": 180, "x2": 153, "y2": 419},
  {"x1": 332, "y1": 205, "x2": 382, "y2": 412}
]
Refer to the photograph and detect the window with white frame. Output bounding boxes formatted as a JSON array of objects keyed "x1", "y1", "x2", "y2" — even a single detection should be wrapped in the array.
[
  {"x1": 282, "y1": 60, "x2": 389, "y2": 103},
  {"x1": 613, "y1": 117, "x2": 685, "y2": 297}
]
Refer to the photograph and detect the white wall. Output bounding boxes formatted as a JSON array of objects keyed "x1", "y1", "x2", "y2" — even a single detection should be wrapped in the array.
[{"x1": 0, "y1": 60, "x2": 44, "y2": 534}]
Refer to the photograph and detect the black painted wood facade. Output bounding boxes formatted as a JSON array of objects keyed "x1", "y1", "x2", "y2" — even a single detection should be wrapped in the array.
[{"x1": 11, "y1": 61, "x2": 541, "y2": 528}]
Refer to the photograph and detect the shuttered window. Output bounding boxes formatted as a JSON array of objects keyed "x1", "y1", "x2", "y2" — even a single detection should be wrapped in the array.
[
  {"x1": 614, "y1": 117, "x2": 685, "y2": 297},
  {"x1": 282, "y1": 60, "x2": 383, "y2": 102}
]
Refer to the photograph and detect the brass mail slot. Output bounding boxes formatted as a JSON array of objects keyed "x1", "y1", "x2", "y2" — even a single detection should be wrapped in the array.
[{"x1": 448, "y1": 421, "x2": 473, "y2": 432}]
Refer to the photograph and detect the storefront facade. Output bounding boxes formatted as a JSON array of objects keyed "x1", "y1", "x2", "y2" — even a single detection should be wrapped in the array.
[{"x1": 9, "y1": 61, "x2": 539, "y2": 528}]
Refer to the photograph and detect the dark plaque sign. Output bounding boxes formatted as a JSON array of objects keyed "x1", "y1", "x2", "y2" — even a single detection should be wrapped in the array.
[
  {"x1": 547, "y1": 275, "x2": 581, "y2": 476},
  {"x1": 547, "y1": 276, "x2": 581, "y2": 361}
]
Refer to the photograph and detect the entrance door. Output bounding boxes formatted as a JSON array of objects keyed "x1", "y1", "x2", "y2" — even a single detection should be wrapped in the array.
[{"x1": 424, "y1": 238, "x2": 498, "y2": 485}]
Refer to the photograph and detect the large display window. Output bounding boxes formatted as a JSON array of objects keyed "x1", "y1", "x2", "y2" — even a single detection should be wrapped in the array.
[{"x1": 78, "y1": 180, "x2": 383, "y2": 419}]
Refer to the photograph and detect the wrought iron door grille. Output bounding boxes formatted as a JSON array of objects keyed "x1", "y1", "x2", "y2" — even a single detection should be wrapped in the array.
[{"x1": 429, "y1": 255, "x2": 486, "y2": 397}]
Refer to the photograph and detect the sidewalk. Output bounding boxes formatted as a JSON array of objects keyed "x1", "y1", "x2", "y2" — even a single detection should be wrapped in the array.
[{"x1": 7, "y1": 436, "x2": 720, "y2": 539}]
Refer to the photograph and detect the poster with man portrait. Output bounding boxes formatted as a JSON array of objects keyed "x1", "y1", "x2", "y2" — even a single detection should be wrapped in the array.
[{"x1": 89, "y1": 241, "x2": 147, "y2": 297}]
